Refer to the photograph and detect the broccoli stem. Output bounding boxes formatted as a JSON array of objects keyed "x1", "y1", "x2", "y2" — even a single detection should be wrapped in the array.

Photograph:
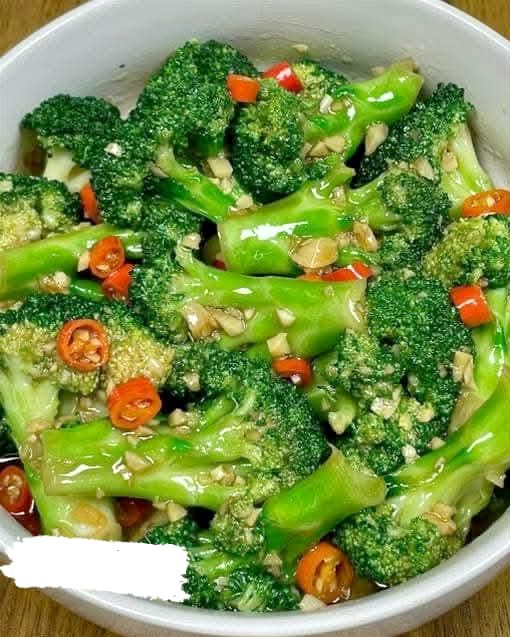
[
  {"x1": 0, "y1": 361, "x2": 121, "y2": 538},
  {"x1": 155, "y1": 146, "x2": 236, "y2": 222},
  {"x1": 450, "y1": 288, "x2": 509, "y2": 430},
  {"x1": 41, "y1": 419, "x2": 246, "y2": 510},
  {"x1": 303, "y1": 62, "x2": 424, "y2": 154},
  {"x1": 218, "y1": 170, "x2": 401, "y2": 275},
  {"x1": 388, "y1": 369, "x2": 510, "y2": 504},
  {"x1": 303, "y1": 351, "x2": 357, "y2": 422},
  {"x1": 174, "y1": 247, "x2": 367, "y2": 358},
  {"x1": 260, "y1": 448, "x2": 386, "y2": 563},
  {"x1": 68, "y1": 278, "x2": 105, "y2": 302},
  {"x1": 0, "y1": 224, "x2": 141, "y2": 299},
  {"x1": 441, "y1": 123, "x2": 493, "y2": 215},
  {"x1": 218, "y1": 164, "x2": 354, "y2": 275}
]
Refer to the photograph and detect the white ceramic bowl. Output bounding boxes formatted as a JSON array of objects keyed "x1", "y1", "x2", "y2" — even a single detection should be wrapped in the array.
[{"x1": 1, "y1": 1, "x2": 510, "y2": 635}]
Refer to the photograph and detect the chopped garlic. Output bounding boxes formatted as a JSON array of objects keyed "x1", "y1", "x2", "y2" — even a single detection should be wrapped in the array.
[
  {"x1": 402, "y1": 444, "x2": 418, "y2": 464},
  {"x1": 181, "y1": 233, "x2": 202, "y2": 250},
  {"x1": 167, "y1": 501, "x2": 188, "y2": 523},
  {"x1": 308, "y1": 141, "x2": 329, "y2": 157},
  {"x1": 124, "y1": 450, "x2": 151, "y2": 473},
  {"x1": 452, "y1": 350, "x2": 474, "y2": 387},
  {"x1": 77, "y1": 250, "x2": 91, "y2": 272},
  {"x1": 365, "y1": 123, "x2": 389, "y2": 155},
  {"x1": 371, "y1": 396, "x2": 399, "y2": 419},
  {"x1": 209, "y1": 308, "x2": 246, "y2": 336},
  {"x1": 319, "y1": 94, "x2": 334, "y2": 114},
  {"x1": 180, "y1": 301, "x2": 217, "y2": 339},
  {"x1": 416, "y1": 403, "x2": 435, "y2": 423},
  {"x1": 169, "y1": 408, "x2": 188, "y2": 427},
  {"x1": 183, "y1": 372, "x2": 200, "y2": 392},
  {"x1": 371, "y1": 65, "x2": 386, "y2": 77},
  {"x1": 235, "y1": 194, "x2": 254, "y2": 210},
  {"x1": 207, "y1": 157, "x2": 233, "y2": 179},
  {"x1": 442, "y1": 150, "x2": 459, "y2": 172},
  {"x1": 423, "y1": 502, "x2": 457, "y2": 536},
  {"x1": 328, "y1": 410, "x2": 352, "y2": 435},
  {"x1": 267, "y1": 332, "x2": 291, "y2": 358},
  {"x1": 104, "y1": 142, "x2": 123, "y2": 157},
  {"x1": 39, "y1": 271, "x2": 71, "y2": 294},
  {"x1": 0, "y1": 179, "x2": 13, "y2": 193},
  {"x1": 290, "y1": 237, "x2": 338, "y2": 269},
  {"x1": 299, "y1": 594, "x2": 326, "y2": 612},
  {"x1": 352, "y1": 221, "x2": 378, "y2": 252},
  {"x1": 413, "y1": 157, "x2": 435, "y2": 180},
  {"x1": 429, "y1": 437, "x2": 445, "y2": 450},
  {"x1": 243, "y1": 308, "x2": 256, "y2": 320},
  {"x1": 323, "y1": 135, "x2": 346, "y2": 153},
  {"x1": 276, "y1": 308, "x2": 296, "y2": 327}
]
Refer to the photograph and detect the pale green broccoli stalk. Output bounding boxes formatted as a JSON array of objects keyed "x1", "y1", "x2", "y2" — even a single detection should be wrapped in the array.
[
  {"x1": 0, "y1": 224, "x2": 141, "y2": 300},
  {"x1": 259, "y1": 448, "x2": 386, "y2": 564},
  {"x1": 337, "y1": 369, "x2": 510, "y2": 586},
  {"x1": 450, "y1": 287, "x2": 510, "y2": 430},
  {"x1": 219, "y1": 169, "x2": 450, "y2": 275},
  {"x1": 131, "y1": 244, "x2": 367, "y2": 358}
]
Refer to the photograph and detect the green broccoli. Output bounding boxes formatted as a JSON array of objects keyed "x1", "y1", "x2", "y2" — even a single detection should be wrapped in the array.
[
  {"x1": 0, "y1": 293, "x2": 173, "y2": 536},
  {"x1": 306, "y1": 272, "x2": 472, "y2": 474},
  {"x1": 424, "y1": 215, "x2": 510, "y2": 288},
  {"x1": 355, "y1": 83, "x2": 493, "y2": 212},
  {"x1": 231, "y1": 62, "x2": 422, "y2": 202},
  {"x1": 40, "y1": 344, "x2": 328, "y2": 522},
  {"x1": 142, "y1": 519, "x2": 300, "y2": 611},
  {"x1": 219, "y1": 168, "x2": 450, "y2": 275},
  {"x1": 91, "y1": 40, "x2": 257, "y2": 227},
  {"x1": 22, "y1": 95, "x2": 122, "y2": 192},
  {"x1": 450, "y1": 287, "x2": 510, "y2": 430},
  {"x1": 0, "y1": 223, "x2": 141, "y2": 300},
  {"x1": 230, "y1": 78, "x2": 339, "y2": 203},
  {"x1": 292, "y1": 59, "x2": 348, "y2": 113},
  {"x1": 337, "y1": 368, "x2": 510, "y2": 586},
  {"x1": 0, "y1": 173, "x2": 80, "y2": 251},
  {"x1": 130, "y1": 243, "x2": 366, "y2": 357}
]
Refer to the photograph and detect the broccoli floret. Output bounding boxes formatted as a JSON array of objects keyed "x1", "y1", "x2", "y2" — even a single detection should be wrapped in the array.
[
  {"x1": 0, "y1": 173, "x2": 80, "y2": 250},
  {"x1": 22, "y1": 95, "x2": 122, "y2": 192},
  {"x1": 141, "y1": 516, "x2": 200, "y2": 549},
  {"x1": 41, "y1": 344, "x2": 328, "y2": 523},
  {"x1": 0, "y1": 294, "x2": 139, "y2": 538},
  {"x1": 306, "y1": 272, "x2": 471, "y2": 474},
  {"x1": 231, "y1": 79, "x2": 337, "y2": 202},
  {"x1": 218, "y1": 168, "x2": 450, "y2": 275},
  {"x1": 337, "y1": 369, "x2": 510, "y2": 585},
  {"x1": 355, "y1": 84, "x2": 493, "y2": 211},
  {"x1": 141, "y1": 520, "x2": 299, "y2": 611},
  {"x1": 92, "y1": 40, "x2": 257, "y2": 226},
  {"x1": 231, "y1": 62, "x2": 422, "y2": 202},
  {"x1": 424, "y1": 216, "x2": 510, "y2": 288},
  {"x1": 130, "y1": 243, "x2": 366, "y2": 357},
  {"x1": 292, "y1": 59, "x2": 348, "y2": 113},
  {"x1": 367, "y1": 272, "x2": 472, "y2": 418}
]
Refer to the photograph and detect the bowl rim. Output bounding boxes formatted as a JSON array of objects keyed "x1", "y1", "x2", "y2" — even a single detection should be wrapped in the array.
[{"x1": 1, "y1": 0, "x2": 510, "y2": 634}]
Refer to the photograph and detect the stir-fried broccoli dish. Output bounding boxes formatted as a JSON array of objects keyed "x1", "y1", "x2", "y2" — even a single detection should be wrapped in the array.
[{"x1": 1, "y1": 39, "x2": 510, "y2": 613}]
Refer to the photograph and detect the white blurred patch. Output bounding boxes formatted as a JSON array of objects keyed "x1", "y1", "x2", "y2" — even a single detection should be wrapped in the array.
[{"x1": 1, "y1": 536, "x2": 188, "y2": 601}]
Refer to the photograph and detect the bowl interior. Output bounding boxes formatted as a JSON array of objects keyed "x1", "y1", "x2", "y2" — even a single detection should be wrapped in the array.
[{"x1": 1, "y1": 0, "x2": 510, "y2": 635}]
